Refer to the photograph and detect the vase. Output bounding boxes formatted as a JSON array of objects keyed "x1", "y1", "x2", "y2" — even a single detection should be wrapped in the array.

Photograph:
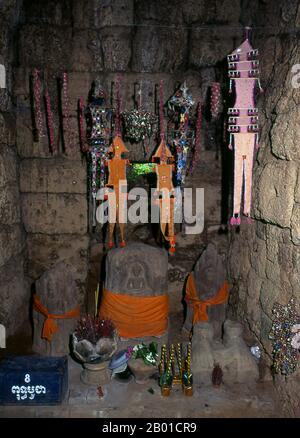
[
  {"x1": 161, "y1": 385, "x2": 171, "y2": 396},
  {"x1": 81, "y1": 359, "x2": 109, "y2": 385},
  {"x1": 182, "y1": 385, "x2": 193, "y2": 396}
]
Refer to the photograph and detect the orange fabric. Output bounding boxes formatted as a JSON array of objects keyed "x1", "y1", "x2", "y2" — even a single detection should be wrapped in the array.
[
  {"x1": 33, "y1": 295, "x2": 80, "y2": 342},
  {"x1": 107, "y1": 158, "x2": 127, "y2": 187},
  {"x1": 156, "y1": 164, "x2": 174, "y2": 191},
  {"x1": 185, "y1": 274, "x2": 229, "y2": 324},
  {"x1": 99, "y1": 289, "x2": 169, "y2": 338}
]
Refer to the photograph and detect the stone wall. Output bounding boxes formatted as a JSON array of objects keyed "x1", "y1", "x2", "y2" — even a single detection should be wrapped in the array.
[
  {"x1": 0, "y1": 0, "x2": 29, "y2": 336},
  {"x1": 228, "y1": 0, "x2": 300, "y2": 417},
  {"x1": 13, "y1": 0, "x2": 247, "y2": 312}
]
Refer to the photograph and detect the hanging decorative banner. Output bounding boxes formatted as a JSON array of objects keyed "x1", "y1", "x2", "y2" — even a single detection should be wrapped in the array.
[
  {"x1": 167, "y1": 82, "x2": 195, "y2": 186},
  {"x1": 227, "y1": 27, "x2": 263, "y2": 225},
  {"x1": 78, "y1": 97, "x2": 88, "y2": 152},
  {"x1": 105, "y1": 135, "x2": 130, "y2": 249},
  {"x1": 84, "y1": 80, "x2": 113, "y2": 227},
  {"x1": 45, "y1": 90, "x2": 56, "y2": 154},
  {"x1": 210, "y1": 82, "x2": 222, "y2": 120},
  {"x1": 33, "y1": 69, "x2": 44, "y2": 139},
  {"x1": 152, "y1": 80, "x2": 176, "y2": 254},
  {"x1": 190, "y1": 102, "x2": 202, "y2": 174},
  {"x1": 122, "y1": 81, "x2": 157, "y2": 155},
  {"x1": 62, "y1": 72, "x2": 72, "y2": 153}
]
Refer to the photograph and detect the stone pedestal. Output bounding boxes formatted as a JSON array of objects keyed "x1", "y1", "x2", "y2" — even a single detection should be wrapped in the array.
[{"x1": 80, "y1": 361, "x2": 109, "y2": 385}]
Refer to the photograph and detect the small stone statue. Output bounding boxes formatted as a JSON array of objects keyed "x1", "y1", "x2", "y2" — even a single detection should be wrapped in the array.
[
  {"x1": 183, "y1": 243, "x2": 228, "y2": 340},
  {"x1": 32, "y1": 262, "x2": 81, "y2": 356}
]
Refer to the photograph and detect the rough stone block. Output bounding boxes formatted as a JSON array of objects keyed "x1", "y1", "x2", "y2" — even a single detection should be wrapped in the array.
[
  {"x1": 98, "y1": 0, "x2": 134, "y2": 27},
  {"x1": 0, "y1": 225, "x2": 24, "y2": 268},
  {"x1": 270, "y1": 108, "x2": 300, "y2": 161},
  {"x1": 0, "y1": 112, "x2": 16, "y2": 146},
  {"x1": 291, "y1": 203, "x2": 300, "y2": 245},
  {"x1": 101, "y1": 27, "x2": 132, "y2": 71},
  {"x1": 254, "y1": 161, "x2": 298, "y2": 227},
  {"x1": 21, "y1": 193, "x2": 88, "y2": 234},
  {"x1": 0, "y1": 256, "x2": 29, "y2": 336},
  {"x1": 259, "y1": 280, "x2": 281, "y2": 319},
  {"x1": 0, "y1": 144, "x2": 17, "y2": 188},
  {"x1": 132, "y1": 27, "x2": 187, "y2": 73},
  {"x1": 18, "y1": 24, "x2": 73, "y2": 70},
  {"x1": 20, "y1": 158, "x2": 87, "y2": 194},
  {"x1": 26, "y1": 233, "x2": 89, "y2": 282},
  {"x1": 22, "y1": 0, "x2": 72, "y2": 26},
  {"x1": 189, "y1": 29, "x2": 236, "y2": 68},
  {"x1": 70, "y1": 30, "x2": 103, "y2": 72},
  {"x1": 0, "y1": 184, "x2": 21, "y2": 224}
]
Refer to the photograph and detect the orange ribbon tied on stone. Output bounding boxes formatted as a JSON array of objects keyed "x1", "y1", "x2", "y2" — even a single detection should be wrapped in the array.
[
  {"x1": 33, "y1": 295, "x2": 80, "y2": 342},
  {"x1": 185, "y1": 273, "x2": 229, "y2": 325},
  {"x1": 99, "y1": 289, "x2": 169, "y2": 339}
]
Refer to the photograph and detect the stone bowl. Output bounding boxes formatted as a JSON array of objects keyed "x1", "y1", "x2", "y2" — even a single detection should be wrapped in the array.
[{"x1": 128, "y1": 358, "x2": 157, "y2": 384}]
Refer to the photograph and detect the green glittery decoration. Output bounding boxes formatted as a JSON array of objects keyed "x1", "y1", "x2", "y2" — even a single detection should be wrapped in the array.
[
  {"x1": 182, "y1": 370, "x2": 193, "y2": 387},
  {"x1": 127, "y1": 162, "x2": 154, "y2": 181},
  {"x1": 131, "y1": 342, "x2": 158, "y2": 366},
  {"x1": 122, "y1": 108, "x2": 158, "y2": 143},
  {"x1": 269, "y1": 298, "x2": 300, "y2": 375}
]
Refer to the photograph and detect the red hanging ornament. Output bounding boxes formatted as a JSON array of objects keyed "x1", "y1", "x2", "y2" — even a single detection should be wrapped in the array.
[
  {"x1": 210, "y1": 82, "x2": 222, "y2": 120},
  {"x1": 45, "y1": 90, "x2": 56, "y2": 154},
  {"x1": 33, "y1": 69, "x2": 44, "y2": 138},
  {"x1": 62, "y1": 72, "x2": 72, "y2": 153}
]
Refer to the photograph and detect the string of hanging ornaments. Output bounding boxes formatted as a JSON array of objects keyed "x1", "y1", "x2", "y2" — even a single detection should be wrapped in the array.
[
  {"x1": 29, "y1": 26, "x2": 264, "y2": 234},
  {"x1": 122, "y1": 81, "x2": 157, "y2": 156}
]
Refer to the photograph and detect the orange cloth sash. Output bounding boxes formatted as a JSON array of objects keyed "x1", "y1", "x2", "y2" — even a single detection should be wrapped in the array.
[
  {"x1": 33, "y1": 295, "x2": 80, "y2": 342},
  {"x1": 185, "y1": 274, "x2": 229, "y2": 324},
  {"x1": 99, "y1": 289, "x2": 169, "y2": 338}
]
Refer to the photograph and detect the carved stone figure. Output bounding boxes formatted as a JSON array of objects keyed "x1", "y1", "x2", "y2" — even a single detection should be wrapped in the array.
[
  {"x1": 105, "y1": 242, "x2": 168, "y2": 297},
  {"x1": 100, "y1": 242, "x2": 169, "y2": 342},
  {"x1": 32, "y1": 262, "x2": 81, "y2": 356},
  {"x1": 183, "y1": 243, "x2": 228, "y2": 339},
  {"x1": 215, "y1": 320, "x2": 260, "y2": 384},
  {"x1": 192, "y1": 319, "x2": 259, "y2": 386}
]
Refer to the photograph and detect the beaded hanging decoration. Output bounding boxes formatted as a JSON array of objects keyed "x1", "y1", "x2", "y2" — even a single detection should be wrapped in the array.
[
  {"x1": 210, "y1": 82, "x2": 222, "y2": 120},
  {"x1": 189, "y1": 102, "x2": 202, "y2": 174},
  {"x1": 227, "y1": 28, "x2": 263, "y2": 226},
  {"x1": 45, "y1": 90, "x2": 56, "y2": 154},
  {"x1": 33, "y1": 69, "x2": 44, "y2": 139},
  {"x1": 62, "y1": 72, "x2": 72, "y2": 153},
  {"x1": 122, "y1": 82, "x2": 157, "y2": 155},
  {"x1": 167, "y1": 82, "x2": 195, "y2": 187},
  {"x1": 269, "y1": 298, "x2": 300, "y2": 375},
  {"x1": 84, "y1": 80, "x2": 113, "y2": 227}
]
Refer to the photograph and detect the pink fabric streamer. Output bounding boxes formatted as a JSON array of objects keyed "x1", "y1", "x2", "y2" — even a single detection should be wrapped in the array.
[
  {"x1": 33, "y1": 69, "x2": 44, "y2": 138},
  {"x1": 62, "y1": 72, "x2": 72, "y2": 152},
  {"x1": 210, "y1": 82, "x2": 221, "y2": 119},
  {"x1": 45, "y1": 90, "x2": 55, "y2": 153}
]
